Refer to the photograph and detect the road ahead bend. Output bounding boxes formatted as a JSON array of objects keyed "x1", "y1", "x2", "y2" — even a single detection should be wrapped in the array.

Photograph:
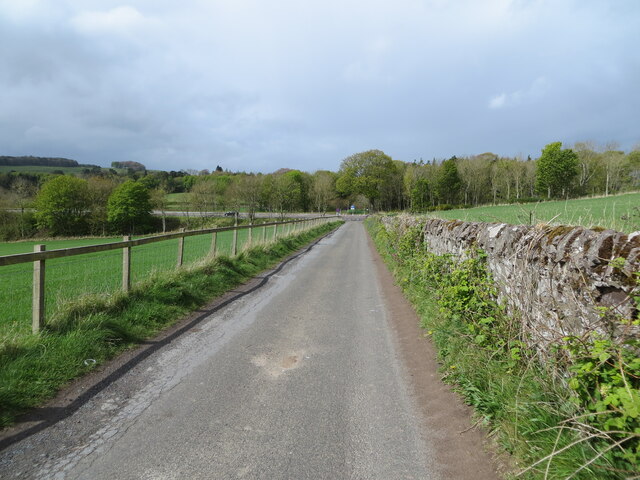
[{"x1": 0, "y1": 221, "x2": 497, "y2": 479}]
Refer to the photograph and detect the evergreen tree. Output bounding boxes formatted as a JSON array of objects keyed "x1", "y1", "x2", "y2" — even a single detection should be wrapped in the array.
[{"x1": 435, "y1": 157, "x2": 462, "y2": 205}]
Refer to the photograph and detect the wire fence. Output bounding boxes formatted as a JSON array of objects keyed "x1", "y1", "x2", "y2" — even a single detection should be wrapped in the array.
[
  {"x1": 46, "y1": 249, "x2": 123, "y2": 317},
  {"x1": 0, "y1": 217, "x2": 334, "y2": 334}
]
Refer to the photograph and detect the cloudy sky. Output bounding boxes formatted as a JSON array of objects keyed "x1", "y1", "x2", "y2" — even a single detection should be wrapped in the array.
[{"x1": 0, "y1": 0, "x2": 638, "y2": 173}]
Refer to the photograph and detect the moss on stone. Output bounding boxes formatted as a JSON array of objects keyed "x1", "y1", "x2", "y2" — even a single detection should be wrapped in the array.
[{"x1": 544, "y1": 225, "x2": 576, "y2": 241}]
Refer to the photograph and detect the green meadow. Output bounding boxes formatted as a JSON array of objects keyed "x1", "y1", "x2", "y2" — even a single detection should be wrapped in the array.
[
  {"x1": 165, "y1": 192, "x2": 189, "y2": 210},
  {"x1": 427, "y1": 192, "x2": 640, "y2": 233},
  {"x1": 0, "y1": 223, "x2": 292, "y2": 337}
]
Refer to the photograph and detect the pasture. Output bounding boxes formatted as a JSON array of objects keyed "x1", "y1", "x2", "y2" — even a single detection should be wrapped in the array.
[
  {"x1": 427, "y1": 192, "x2": 640, "y2": 233},
  {"x1": 0, "y1": 224, "x2": 285, "y2": 337}
]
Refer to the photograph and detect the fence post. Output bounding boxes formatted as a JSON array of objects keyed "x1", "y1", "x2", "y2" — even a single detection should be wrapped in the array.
[
  {"x1": 274, "y1": 222, "x2": 278, "y2": 241},
  {"x1": 122, "y1": 235, "x2": 131, "y2": 292},
  {"x1": 210, "y1": 231, "x2": 217, "y2": 257},
  {"x1": 232, "y1": 216, "x2": 238, "y2": 256},
  {"x1": 177, "y1": 228, "x2": 185, "y2": 267},
  {"x1": 32, "y1": 245, "x2": 45, "y2": 334},
  {"x1": 248, "y1": 221, "x2": 253, "y2": 247},
  {"x1": 262, "y1": 223, "x2": 267, "y2": 244}
]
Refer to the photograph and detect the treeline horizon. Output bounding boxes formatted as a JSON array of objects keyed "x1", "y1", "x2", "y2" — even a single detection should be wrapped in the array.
[
  {"x1": 0, "y1": 156, "x2": 101, "y2": 169},
  {"x1": 0, "y1": 141, "x2": 639, "y2": 241}
]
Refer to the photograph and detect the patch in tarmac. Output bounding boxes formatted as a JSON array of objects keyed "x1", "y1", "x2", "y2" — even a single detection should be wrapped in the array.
[{"x1": 250, "y1": 349, "x2": 306, "y2": 378}]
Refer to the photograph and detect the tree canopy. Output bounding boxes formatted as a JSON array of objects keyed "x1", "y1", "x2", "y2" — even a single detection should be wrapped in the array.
[
  {"x1": 107, "y1": 180, "x2": 152, "y2": 234},
  {"x1": 35, "y1": 175, "x2": 90, "y2": 235},
  {"x1": 435, "y1": 157, "x2": 462, "y2": 205},
  {"x1": 535, "y1": 142, "x2": 579, "y2": 198},
  {"x1": 336, "y1": 150, "x2": 398, "y2": 210}
]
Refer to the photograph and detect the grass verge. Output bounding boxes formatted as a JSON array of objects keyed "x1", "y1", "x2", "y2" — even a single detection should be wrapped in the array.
[
  {"x1": 365, "y1": 216, "x2": 639, "y2": 480},
  {"x1": 0, "y1": 221, "x2": 342, "y2": 428}
]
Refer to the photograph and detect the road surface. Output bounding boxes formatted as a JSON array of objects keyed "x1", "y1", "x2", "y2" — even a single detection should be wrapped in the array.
[{"x1": 0, "y1": 222, "x2": 499, "y2": 479}]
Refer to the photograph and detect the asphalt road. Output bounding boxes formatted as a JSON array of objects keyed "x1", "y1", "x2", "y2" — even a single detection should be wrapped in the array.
[{"x1": 0, "y1": 222, "x2": 494, "y2": 479}]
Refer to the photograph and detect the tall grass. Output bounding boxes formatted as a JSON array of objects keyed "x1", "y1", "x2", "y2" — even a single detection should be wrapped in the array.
[{"x1": 0, "y1": 221, "x2": 342, "y2": 427}]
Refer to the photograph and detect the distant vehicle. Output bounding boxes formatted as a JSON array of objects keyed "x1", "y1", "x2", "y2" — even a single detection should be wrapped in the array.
[{"x1": 224, "y1": 211, "x2": 238, "y2": 217}]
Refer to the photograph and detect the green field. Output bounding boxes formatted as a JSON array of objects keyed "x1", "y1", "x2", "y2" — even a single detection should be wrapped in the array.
[
  {"x1": 165, "y1": 192, "x2": 189, "y2": 210},
  {"x1": 166, "y1": 192, "x2": 253, "y2": 213},
  {"x1": 0, "y1": 223, "x2": 297, "y2": 337},
  {"x1": 426, "y1": 192, "x2": 640, "y2": 233}
]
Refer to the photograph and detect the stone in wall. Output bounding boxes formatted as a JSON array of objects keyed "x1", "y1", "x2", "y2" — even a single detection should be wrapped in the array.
[{"x1": 384, "y1": 215, "x2": 640, "y2": 348}]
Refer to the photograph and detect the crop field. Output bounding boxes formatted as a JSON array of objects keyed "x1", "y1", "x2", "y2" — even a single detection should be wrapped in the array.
[
  {"x1": 0, "y1": 223, "x2": 290, "y2": 337},
  {"x1": 427, "y1": 192, "x2": 640, "y2": 233}
]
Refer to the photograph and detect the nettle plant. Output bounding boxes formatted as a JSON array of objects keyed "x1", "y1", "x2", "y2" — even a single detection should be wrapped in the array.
[
  {"x1": 562, "y1": 272, "x2": 640, "y2": 467},
  {"x1": 387, "y1": 222, "x2": 530, "y2": 371}
]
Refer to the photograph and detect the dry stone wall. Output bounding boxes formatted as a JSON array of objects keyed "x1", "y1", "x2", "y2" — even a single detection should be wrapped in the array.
[{"x1": 383, "y1": 215, "x2": 640, "y2": 347}]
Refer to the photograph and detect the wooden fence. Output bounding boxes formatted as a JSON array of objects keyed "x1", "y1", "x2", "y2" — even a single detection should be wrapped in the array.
[{"x1": 0, "y1": 216, "x2": 335, "y2": 333}]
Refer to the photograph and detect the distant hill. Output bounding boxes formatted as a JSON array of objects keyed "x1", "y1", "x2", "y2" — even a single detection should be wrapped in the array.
[
  {"x1": 0, "y1": 156, "x2": 80, "y2": 167},
  {"x1": 0, "y1": 156, "x2": 103, "y2": 171}
]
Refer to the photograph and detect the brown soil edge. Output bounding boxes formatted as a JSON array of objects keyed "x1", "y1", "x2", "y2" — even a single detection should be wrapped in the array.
[
  {"x1": 0, "y1": 225, "x2": 341, "y2": 450},
  {"x1": 366, "y1": 230, "x2": 508, "y2": 480}
]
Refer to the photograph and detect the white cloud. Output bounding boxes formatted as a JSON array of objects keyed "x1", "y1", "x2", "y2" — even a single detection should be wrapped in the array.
[
  {"x1": 343, "y1": 36, "x2": 395, "y2": 83},
  {"x1": 489, "y1": 94, "x2": 507, "y2": 109},
  {"x1": 0, "y1": 0, "x2": 42, "y2": 20},
  {"x1": 489, "y1": 77, "x2": 550, "y2": 109},
  {"x1": 70, "y1": 6, "x2": 151, "y2": 35}
]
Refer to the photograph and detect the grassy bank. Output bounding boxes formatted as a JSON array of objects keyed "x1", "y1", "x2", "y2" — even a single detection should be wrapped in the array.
[
  {"x1": 365, "y1": 217, "x2": 639, "y2": 479},
  {"x1": 425, "y1": 192, "x2": 640, "y2": 234},
  {"x1": 0, "y1": 221, "x2": 342, "y2": 428}
]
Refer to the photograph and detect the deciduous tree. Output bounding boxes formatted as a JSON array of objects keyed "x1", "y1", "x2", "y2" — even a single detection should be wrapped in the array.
[
  {"x1": 310, "y1": 171, "x2": 336, "y2": 213},
  {"x1": 107, "y1": 180, "x2": 152, "y2": 234},
  {"x1": 35, "y1": 175, "x2": 90, "y2": 235},
  {"x1": 336, "y1": 150, "x2": 397, "y2": 210},
  {"x1": 535, "y1": 142, "x2": 579, "y2": 198}
]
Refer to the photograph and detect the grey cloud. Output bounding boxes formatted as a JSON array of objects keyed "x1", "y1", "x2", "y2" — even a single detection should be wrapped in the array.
[{"x1": 0, "y1": 0, "x2": 638, "y2": 173}]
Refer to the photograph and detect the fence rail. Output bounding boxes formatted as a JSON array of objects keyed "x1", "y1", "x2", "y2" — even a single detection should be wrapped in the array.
[{"x1": 0, "y1": 216, "x2": 335, "y2": 333}]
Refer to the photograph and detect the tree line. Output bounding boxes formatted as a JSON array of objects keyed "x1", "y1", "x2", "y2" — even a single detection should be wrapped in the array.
[
  {"x1": 0, "y1": 156, "x2": 86, "y2": 167},
  {"x1": 0, "y1": 141, "x2": 638, "y2": 241}
]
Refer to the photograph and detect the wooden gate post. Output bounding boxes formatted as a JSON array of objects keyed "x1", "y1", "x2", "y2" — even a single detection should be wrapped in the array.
[
  {"x1": 32, "y1": 245, "x2": 45, "y2": 333},
  {"x1": 232, "y1": 216, "x2": 238, "y2": 256},
  {"x1": 177, "y1": 228, "x2": 185, "y2": 267},
  {"x1": 122, "y1": 236, "x2": 131, "y2": 292},
  {"x1": 210, "y1": 231, "x2": 217, "y2": 257}
]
